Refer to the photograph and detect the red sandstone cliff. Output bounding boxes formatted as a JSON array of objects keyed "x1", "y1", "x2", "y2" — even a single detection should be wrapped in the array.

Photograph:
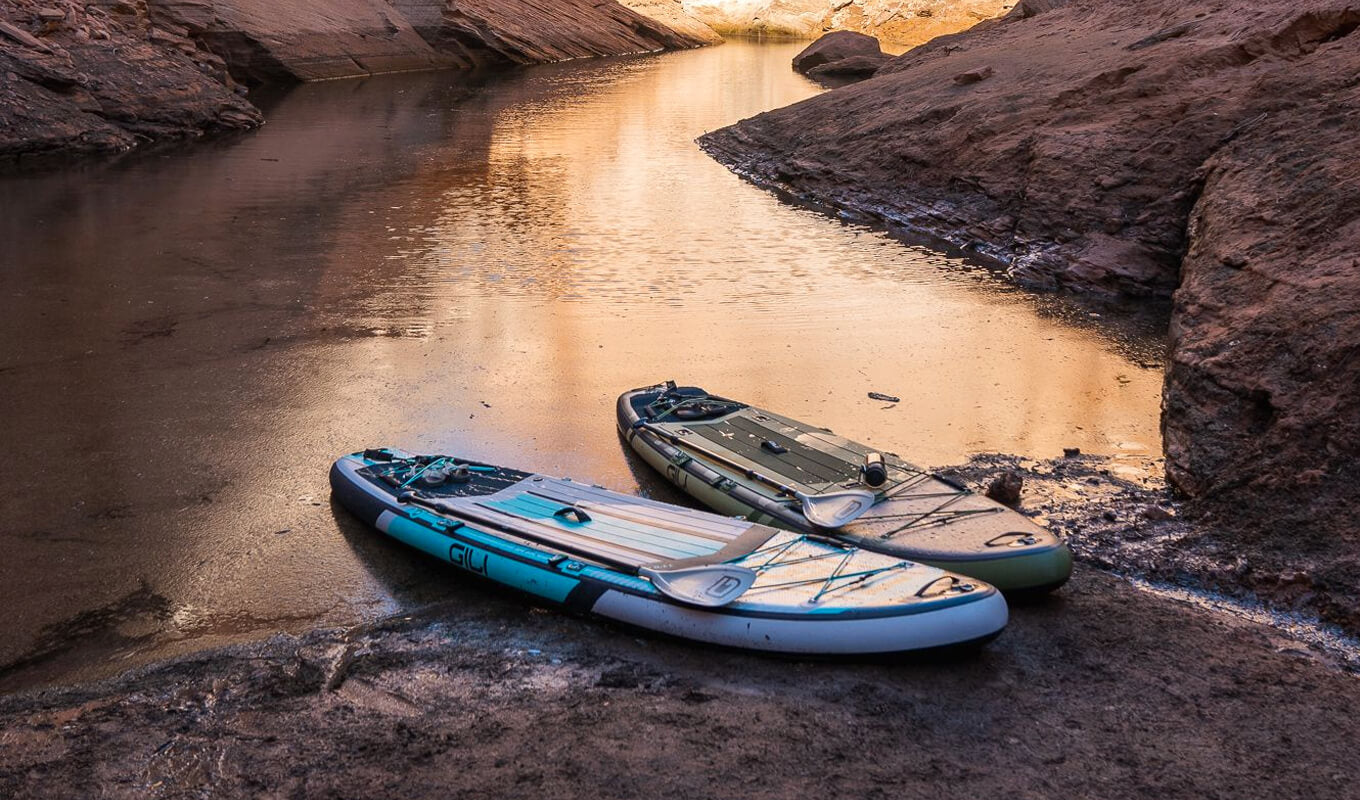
[{"x1": 701, "y1": 0, "x2": 1360, "y2": 620}]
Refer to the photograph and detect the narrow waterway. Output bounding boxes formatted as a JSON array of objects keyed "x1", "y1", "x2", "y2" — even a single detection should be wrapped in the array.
[{"x1": 0, "y1": 41, "x2": 1165, "y2": 690}]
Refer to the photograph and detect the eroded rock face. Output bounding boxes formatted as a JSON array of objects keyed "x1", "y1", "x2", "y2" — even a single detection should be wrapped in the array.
[
  {"x1": 701, "y1": 0, "x2": 1360, "y2": 300},
  {"x1": 619, "y1": 0, "x2": 723, "y2": 45},
  {"x1": 1, "y1": 0, "x2": 261, "y2": 158},
  {"x1": 1163, "y1": 64, "x2": 1360, "y2": 546},
  {"x1": 700, "y1": 0, "x2": 1360, "y2": 569},
  {"x1": 148, "y1": 0, "x2": 710, "y2": 84},
  {"x1": 684, "y1": 0, "x2": 1009, "y2": 45},
  {"x1": 145, "y1": 0, "x2": 455, "y2": 84}
]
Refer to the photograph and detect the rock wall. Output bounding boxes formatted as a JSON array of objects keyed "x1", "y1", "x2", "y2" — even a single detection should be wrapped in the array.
[
  {"x1": 143, "y1": 0, "x2": 455, "y2": 84},
  {"x1": 0, "y1": 1, "x2": 261, "y2": 158},
  {"x1": 146, "y1": 0, "x2": 710, "y2": 83},
  {"x1": 699, "y1": 0, "x2": 1360, "y2": 593},
  {"x1": 1162, "y1": 52, "x2": 1360, "y2": 565},
  {"x1": 682, "y1": 0, "x2": 1009, "y2": 45},
  {"x1": 0, "y1": 0, "x2": 712, "y2": 160}
]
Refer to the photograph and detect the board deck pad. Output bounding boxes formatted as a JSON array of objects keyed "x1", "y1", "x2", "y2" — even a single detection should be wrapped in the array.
[
  {"x1": 375, "y1": 469, "x2": 773, "y2": 572},
  {"x1": 686, "y1": 417, "x2": 864, "y2": 488},
  {"x1": 459, "y1": 477, "x2": 756, "y2": 568}
]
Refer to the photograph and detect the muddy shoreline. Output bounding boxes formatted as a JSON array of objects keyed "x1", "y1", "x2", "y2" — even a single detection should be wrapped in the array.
[
  {"x1": 4, "y1": 562, "x2": 1359, "y2": 796},
  {"x1": 5, "y1": 451, "x2": 1357, "y2": 695},
  {"x1": 946, "y1": 454, "x2": 1360, "y2": 643},
  {"x1": 4, "y1": 453, "x2": 1359, "y2": 797}
]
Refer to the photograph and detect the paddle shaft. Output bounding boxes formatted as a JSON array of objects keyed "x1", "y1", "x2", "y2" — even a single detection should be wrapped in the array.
[{"x1": 635, "y1": 421, "x2": 819, "y2": 501}]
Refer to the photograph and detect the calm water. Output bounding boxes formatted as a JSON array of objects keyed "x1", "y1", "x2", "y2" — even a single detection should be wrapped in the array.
[{"x1": 0, "y1": 41, "x2": 1164, "y2": 688}]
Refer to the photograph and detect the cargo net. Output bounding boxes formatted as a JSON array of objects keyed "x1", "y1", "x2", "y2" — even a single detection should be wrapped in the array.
[
  {"x1": 737, "y1": 535, "x2": 972, "y2": 603},
  {"x1": 741, "y1": 535, "x2": 911, "y2": 603},
  {"x1": 361, "y1": 454, "x2": 529, "y2": 499},
  {"x1": 643, "y1": 388, "x2": 745, "y2": 424},
  {"x1": 781, "y1": 428, "x2": 1002, "y2": 539}
]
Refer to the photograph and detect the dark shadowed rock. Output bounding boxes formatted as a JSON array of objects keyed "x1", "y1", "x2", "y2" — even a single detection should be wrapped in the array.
[
  {"x1": 0, "y1": 1, "x2": 261, "y2": 159},
  {"x1": 792, "y1": 29, "x2": 882, "y2": 74},
  {"x1": 985, "y1": 470, "x2": 1023, "y2": 505},
  {"x1": 806, "y1": 52, "x2": 890, "y2": 82}
]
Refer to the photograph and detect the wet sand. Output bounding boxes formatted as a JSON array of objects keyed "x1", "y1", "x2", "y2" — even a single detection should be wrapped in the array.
[{"x1": 3, "y1": 565, "x2": 1357, "y2": 798}]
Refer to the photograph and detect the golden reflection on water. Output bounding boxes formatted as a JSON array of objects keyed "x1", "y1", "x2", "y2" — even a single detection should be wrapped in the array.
[{"x1": 328, "y1": 40, "x2": 1163, "y2": 473}]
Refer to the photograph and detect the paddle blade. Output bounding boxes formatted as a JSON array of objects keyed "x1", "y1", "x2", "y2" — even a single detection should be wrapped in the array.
[
  {"x1": 798, "y1": 489, "x2": 876, "y2": 528},
  {"x1": 639, "y1": 564, "x2": 757, "y2": 607}
]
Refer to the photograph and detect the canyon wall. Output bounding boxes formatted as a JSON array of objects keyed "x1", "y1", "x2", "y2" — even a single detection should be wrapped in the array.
[
  {"x1": 700, "y1": 0, "x2": 1360, "y2": 616},
  {"x1": 0, "y1": 0, "x2": 713, "y2": 159},
  {"x1": 682, "y1": 0, "x2": 1009, "y2": 45}
]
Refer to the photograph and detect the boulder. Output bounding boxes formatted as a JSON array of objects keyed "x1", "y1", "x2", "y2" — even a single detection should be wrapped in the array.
[
  {"x1": 985, "y1": 471, "x2": 1024, "y2": 505},
  {"x1": 805, "y1": 52, "x2": 889, "y2": 81},
  {"x1": 792, "y1": 30, "x2": 882, "y2": 74}
]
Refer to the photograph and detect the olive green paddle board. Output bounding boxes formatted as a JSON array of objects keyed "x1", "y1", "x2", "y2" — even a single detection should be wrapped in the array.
[{"x1": 618, "y1": 382, "x2": 1072, "y2": 595}]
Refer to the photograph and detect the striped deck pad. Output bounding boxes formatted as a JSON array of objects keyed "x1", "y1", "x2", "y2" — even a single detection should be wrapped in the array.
[{"x1": 444, "y1": 477, "x2": 766, "y2": 569}]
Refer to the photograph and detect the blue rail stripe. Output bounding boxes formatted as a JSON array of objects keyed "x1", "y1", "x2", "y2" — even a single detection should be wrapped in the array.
[{"x1": 379, "y1": 512, "x2": 579, "y2": 603}]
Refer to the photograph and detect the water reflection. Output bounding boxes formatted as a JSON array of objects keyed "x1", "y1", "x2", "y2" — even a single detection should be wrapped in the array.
[{"x1": 0, "y1": 41, "x2": 1163, "y2": 689}]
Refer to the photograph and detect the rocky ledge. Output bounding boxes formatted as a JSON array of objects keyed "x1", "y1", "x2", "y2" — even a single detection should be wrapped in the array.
[
  {"x1": 0, "y1": 1, "x2": 261, "y2": 158},
  {"x1": 0, "y1": 0, "x2": 713, "y2": 160},
  {"x1": 700, "y1": 0, "x2": 1360, "y2": 606}
]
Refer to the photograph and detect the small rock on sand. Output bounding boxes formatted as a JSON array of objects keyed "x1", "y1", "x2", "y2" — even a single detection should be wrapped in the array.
[{"x1": 985, "y1": 471, "x2": 1023, "y2": 505}]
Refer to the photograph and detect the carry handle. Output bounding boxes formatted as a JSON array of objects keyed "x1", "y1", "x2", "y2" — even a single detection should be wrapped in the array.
[{"x1": 553, "y1": 506, "x2": 591, "y2": 524}]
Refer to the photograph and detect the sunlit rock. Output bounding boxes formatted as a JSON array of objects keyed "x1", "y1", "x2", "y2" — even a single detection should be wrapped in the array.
[{"x1": 682, "y1": 0, "x2": 1012, "y2": 44}]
